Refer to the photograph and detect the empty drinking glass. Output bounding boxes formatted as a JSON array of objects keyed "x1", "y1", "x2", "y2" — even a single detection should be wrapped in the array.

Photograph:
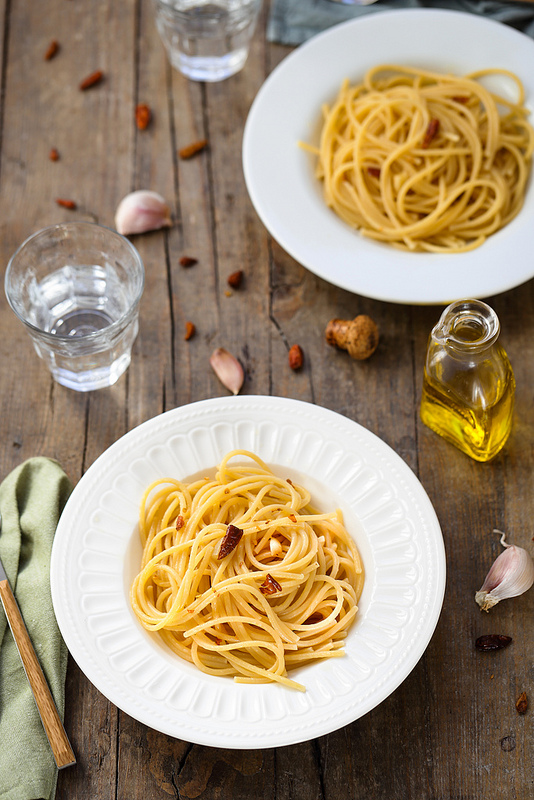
[{"x1": 5, "y1": 222, "x2": 145, "y2": 392}]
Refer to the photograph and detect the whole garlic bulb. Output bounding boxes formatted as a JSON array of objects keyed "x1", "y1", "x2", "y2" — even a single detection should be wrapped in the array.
[
  {"x1": 475, "y1": 530, "x2": 534, "y2": 611},
  {"x1": 114, "y1": 190, "x2": 171, "y2": 235}
]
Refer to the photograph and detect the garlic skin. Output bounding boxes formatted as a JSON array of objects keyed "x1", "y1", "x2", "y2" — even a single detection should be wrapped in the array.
[
  {"x1": 210, "y1": 348, "x2": 244, "y2": 395},
  {"x1": 475, "y1": 530, "x2": 534, "y2": 611},
  {"x1": 114, "y1": 190, "x2": 171, "y2": 235}
]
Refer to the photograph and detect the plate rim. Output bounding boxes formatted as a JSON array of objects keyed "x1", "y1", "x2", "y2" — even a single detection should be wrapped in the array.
[
  {"x1": 243, "y1": 9, "x2": 534, "y2": 305},
  {"x1": 51, "y1": 395, "x2": 446, "y2": 747}
]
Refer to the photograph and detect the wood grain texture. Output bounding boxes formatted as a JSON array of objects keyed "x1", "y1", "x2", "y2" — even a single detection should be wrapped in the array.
[
  {"x1": 0, "y1": 578, "x2": 76, "y2": 768},
  {"x1": 0, "y1": 2, "x2": 532, "y2": 799}
]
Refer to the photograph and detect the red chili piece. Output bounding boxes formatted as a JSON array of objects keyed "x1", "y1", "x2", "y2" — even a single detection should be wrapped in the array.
[
  {"x1": 422, "y1": 118, "x2": 440, "y2": 149},
  {"x1": 260, "y1": 574, "x2": 282, "y2": 595},
  {"x1": 179, "y1": 139, "x2": 208, "y2": 159},
  {"x1": 79, "y1": 70, "x2": 104, "y2": 91},
  {"x1": 179, "y1": 256, "x2": 198, "y2": 268},
  {"x1": 475, "y1": 634, "x2": 512, "y2": 651},
  {"x1": 45, "y1": 41, "x2": 60, "y2": 61},
  {"x1": 135, "y1": 103, "x2": 151, "y2": 130},
  {"x1": 516, "y1": 692, "x2": 528, "y2": 714},
  {"x1": 56, "y1": 198, "x2": 77, "y2": 209},
  {"x1": 288, "y1": 344, "x2": 304, "y2": 371},
  {"x1": 227, "y1": 270, "x2": 244, "y2": 289},
  {"x1": 217, "y1": 524, "x2": 243, "y2": 559}
]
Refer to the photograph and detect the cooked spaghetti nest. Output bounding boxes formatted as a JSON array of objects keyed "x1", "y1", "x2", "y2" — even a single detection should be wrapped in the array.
[
  {"x1": 130, "y1": 450, "x2": 364, "y2": 691},
  {"x1": 302, "y1": 64, "x2": 534, "y2": 253}
]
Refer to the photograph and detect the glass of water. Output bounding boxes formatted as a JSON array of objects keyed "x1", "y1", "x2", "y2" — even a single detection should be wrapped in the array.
[
  {"x1": 152, "y1": 0, "x2": 262, "y2": 82},
  {"x1": 5, "y1": 222, "x2": 145, "y2": 392}
]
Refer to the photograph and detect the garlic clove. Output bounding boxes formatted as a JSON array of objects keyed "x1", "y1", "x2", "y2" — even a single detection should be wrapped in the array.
[
  {"x1": 475, "y1": 529, "x2": 534, "y2": 611},
  {"x1": 269, "y1": 537, "x2": 283, "y2": 556},
  {"x1": 114, "y1": 190, "x2": 172, "y2": 235},
  {"x1": 210, "y1": 348, "x2": 244, "y2": 395}
]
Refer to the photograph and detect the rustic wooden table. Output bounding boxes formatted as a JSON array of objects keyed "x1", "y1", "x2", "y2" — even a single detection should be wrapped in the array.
[{"x1": 0, "y1": 2, "x2": 533, "y2": 798}]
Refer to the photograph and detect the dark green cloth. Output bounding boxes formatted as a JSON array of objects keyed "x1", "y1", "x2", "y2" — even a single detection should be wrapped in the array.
[{"x1": 0, "y1": 458, "x2": 73, "y2": 800}]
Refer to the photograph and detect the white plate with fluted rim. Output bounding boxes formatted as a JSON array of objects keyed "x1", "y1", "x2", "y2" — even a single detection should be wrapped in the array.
[
  {"x1": 51, "y1": 395, "x2": 445, "y2": 748},
  {"x1": 243, "y1": 9, "x2": 534, "y2": 305}
]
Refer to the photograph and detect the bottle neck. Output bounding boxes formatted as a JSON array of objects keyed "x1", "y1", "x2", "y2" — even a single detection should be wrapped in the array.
[{"x1": 431, "y1": 299, "x2": 500, "y2": 356}]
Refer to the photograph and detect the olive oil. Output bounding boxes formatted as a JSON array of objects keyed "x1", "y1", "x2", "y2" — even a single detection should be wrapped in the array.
[
  {"x1": 420, "y1": 360, "x2": 515, "y2": 461},
  {"x1": 420, "y1": 300, "x2": 515, "y2": 462}
]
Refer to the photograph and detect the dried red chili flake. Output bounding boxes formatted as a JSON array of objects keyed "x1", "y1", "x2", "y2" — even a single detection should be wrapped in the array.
[
  {"x1": 135, "y1": 103, "x2": 151, "y2": 130},
  {"x1": 55, "y1": 198, "x2": 77, "y2": 210},
  {"x1": 452, "y1": 96, "x2": 469, "y2": 104},
  {"x1": 217, "y1": 524, "x2": 243, "y2": 559},
  {"x1": 184, "y1": 321, "x2": 196, "y2": 341},
  {"x1": 421, "y1": 118, "x2": 440, "y2": 149},
  {"x1": 227, "y1": 270, "x2": 243, "y2": 289},
  {"x1": 49, "y1": 148, "x2": 60, "y2": 162},
  {"x1": 288, "y1": 514, "x2": 297, "y2": 523},
  {"x1": 45, "y1": 40, "x2": 60, "y2": 61},
  {"x1": 516, "y1": 692, "x2": 528, "y2": 715},
  {"x1": 288, "y1": 344, "x2": 304, "y2": 371},
  {"x1": 260, "y1": 574, "x2": 282, "y2": 595},
  {"x1": 475, "y1": 634, "x2": 512, "y2": 651},
  {"x1": 367, "y1": 167, "x2": 381, "y2": 178},
  {"x1": 79, "y1": 70, "x2": 104, "y2": 91},
  {"x1": 179, "y1": 139, "x2": 208, "y2": 159},
  {"x1": 175, "y1": 515, "x2": 185, "y2": 530},
  {"x1": 179, "y1": 255, "x2": 198, "y2": 268}
]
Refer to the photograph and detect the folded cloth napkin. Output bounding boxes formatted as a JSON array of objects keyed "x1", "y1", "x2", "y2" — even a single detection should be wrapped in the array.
[
  {"x1": 268, "y1": 0, "x2": 534, "y2": 45},
  {"x1": 0, "y1": 458, "x2": 73, "y2": 800}
]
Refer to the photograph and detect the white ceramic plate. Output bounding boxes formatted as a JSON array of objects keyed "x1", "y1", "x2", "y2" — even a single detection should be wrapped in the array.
[
  {"x1": 51, "y1": 396, "x2": 445, "y2": 748},
  {"x1": 243, "y1": 9, "x2": 534, "y2": 304}
]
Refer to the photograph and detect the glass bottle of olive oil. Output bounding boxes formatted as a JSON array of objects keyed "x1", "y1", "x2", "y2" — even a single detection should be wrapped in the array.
[{"x1": 420, "y1": 299, "x2": 515, "y2": 462}]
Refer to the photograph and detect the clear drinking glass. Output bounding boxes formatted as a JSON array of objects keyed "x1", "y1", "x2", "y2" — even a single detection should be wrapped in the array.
[
  {"x1": 152, "y1": 0, "x2": 262, "y2": 82},
  {"x1": 5, "y1": 222, "x2": 145, "y2": 392}
]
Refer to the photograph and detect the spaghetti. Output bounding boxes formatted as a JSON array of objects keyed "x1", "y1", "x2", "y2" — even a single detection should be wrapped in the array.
[
  {"x1": 130, "y1": 450, "x2": 364, "y2": 691},
  {"x1": 303, "y1": 65, "x2": 534, "y2": 252}
]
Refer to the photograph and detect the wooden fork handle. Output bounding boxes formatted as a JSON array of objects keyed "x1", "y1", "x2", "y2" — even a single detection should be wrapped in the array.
[{"x1": 0, "y1": 578, "x2": 76, "y2": 769}]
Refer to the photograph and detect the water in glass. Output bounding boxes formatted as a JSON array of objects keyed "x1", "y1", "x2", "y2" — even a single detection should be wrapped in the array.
[{"x1": 153, "y1": 0, "x2": 261, "y2": 81}]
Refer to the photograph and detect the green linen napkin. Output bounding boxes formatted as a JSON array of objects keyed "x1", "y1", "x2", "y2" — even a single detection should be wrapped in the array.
[{"x1": 0, "y1": 458, "x2": 73, "y2": 800}]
